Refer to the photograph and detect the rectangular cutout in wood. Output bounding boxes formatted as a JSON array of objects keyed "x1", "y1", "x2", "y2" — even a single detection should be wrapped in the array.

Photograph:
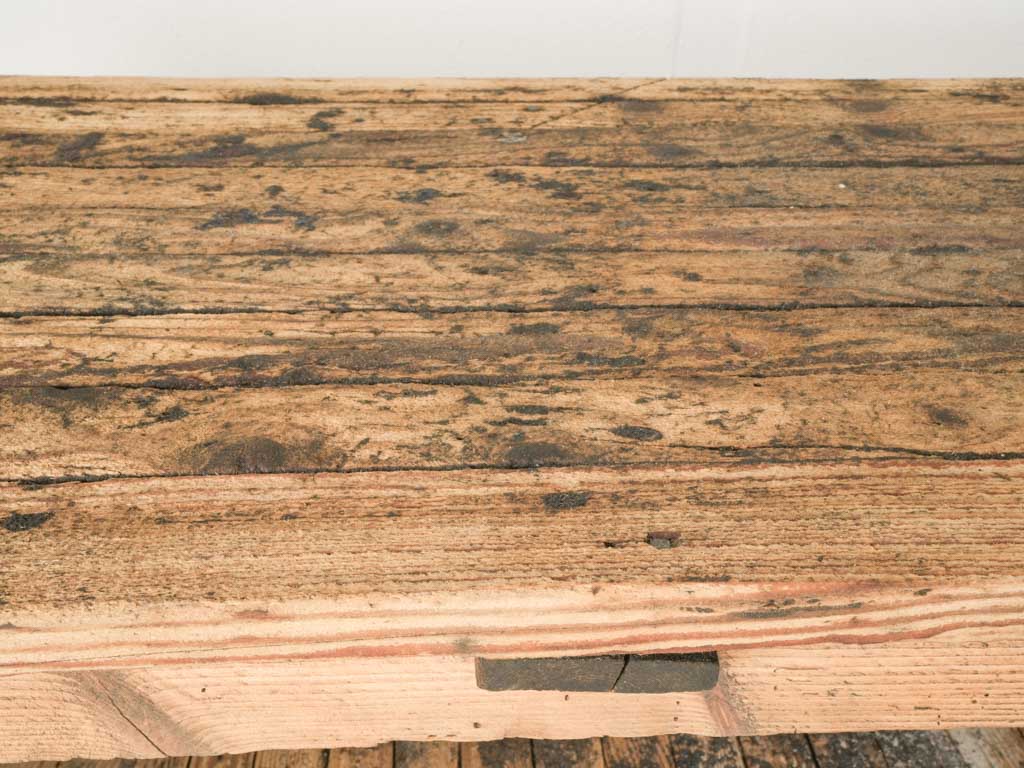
[{"x1": 475, "y1": 652, "x2": 719, "y2": 693}]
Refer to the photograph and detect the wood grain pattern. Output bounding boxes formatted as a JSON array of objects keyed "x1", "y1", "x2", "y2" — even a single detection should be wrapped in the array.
[{"x1": 1, "y1": 76, "x2": 1023, "y2": 760}]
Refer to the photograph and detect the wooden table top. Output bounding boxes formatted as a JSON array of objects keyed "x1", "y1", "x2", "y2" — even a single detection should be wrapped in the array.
[{"x1": 1, "y1": 78, "x2": 1023, "y2": 760}]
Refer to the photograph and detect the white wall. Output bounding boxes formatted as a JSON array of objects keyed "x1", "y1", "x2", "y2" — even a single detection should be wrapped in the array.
[{"x1": 1, "y1": 0, "x2": 1021, "y2": 78}]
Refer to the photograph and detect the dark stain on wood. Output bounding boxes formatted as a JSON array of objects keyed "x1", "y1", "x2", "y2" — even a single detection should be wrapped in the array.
[
  {"x1": 611, "y1": 425, "x2": 664, "y2": 441},
  {"x1": 646, "y1": 531, "x2": 681, "y2": 549},
  {"x1": 542, "y1": 491, "x2": 591, "y2": 511},
  {"x1": 232, "y1": 93, "x2": 324, "y2": 105},
  {"x1": 3, "y1": 511, "x2": 54, "y2": 532}
]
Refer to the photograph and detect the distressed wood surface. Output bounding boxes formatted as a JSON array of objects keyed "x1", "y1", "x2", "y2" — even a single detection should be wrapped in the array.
[
  {"x1": 8, "y1": 732, "x2": 1024, "y2": 768},
  {"x1": 1, "y1": 77, "x2": 1023, "y2": 760}
]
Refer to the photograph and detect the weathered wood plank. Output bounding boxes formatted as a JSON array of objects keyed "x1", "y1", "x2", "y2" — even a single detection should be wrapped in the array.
[
  {"x1": 603, "y1": 736, "x2": 674, "y2": 767},
  {"x1": 3, "y1": 307, "x2": 1023, "y2": 391},
  {"x1": 393, "y1": 742, "x2": 458, "y2": 768},
  {"x1": 532, "y1": 739, "x2": 604, "y2": 768},
  {"x1": 2, "y1": 77, "x2": 1021, "y2": 104},
  {"x1": 253, "y1": 751, "x2": 325, "y2": 768},
  {"x1": 875, "y1": 731, "x2": 969, "y2": 767},
  {"x1": 2, "y1": 92, "x2": 1021, "y2": 168},
  {"x1": 2, "y1": 462, "x2": 1023, "y2": 650},
  {"x1": 191, "y1": 756, "x2": 257, "y2": 768},
  {"x1": 806, "y1": 733, "x2": 887, "y2": 768},
  {"x1": 738, "y1": 735, "x2": 817, "y2": 767},
  {"x1": 460, "y1": 740, "x2": 533, "y2": 768},
  {"x1": 0, "y1": 77, "x2": 657, "y2": 104},
  {"x1": 2, "y1": 206, "x2": 1020, "y2": 258},
  {"x1": 6, "y1": 247, "x2": 1022, "y2": 318},
  {"x1": 666, "y1": 735, "x2": 743, "y2": 767},
  {"x1": 5, "y1": 648, "x2": 1024, "y2": 761},
  {"x1": 6, "y1": 166, "x2": 1020, "y2": 211},
  {"x1": 3, "y1": 371, "x2": 1022, "y2": 482},
  {"x1": 947, "y1": 728, "x2": 1024, "y2": 768},
  {"x1": 326, "y1": 746, "x2": 392, "y2": 768},
  {"x1": 3, "y1": 76, "x2": 1023, "y2": 759}
]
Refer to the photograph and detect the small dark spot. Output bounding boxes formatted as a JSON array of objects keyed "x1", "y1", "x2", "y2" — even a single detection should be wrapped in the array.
[
  {"x1": 533, "y1": 178, "x2": 580, "y2": 200},
  {"x1": 198, "y1": 208, "x2": 260, "y2": 230},
  {"x1": 910, "y1": 244, "x2": 971, "y2": 256},
  {"x1": 683, "y1": 271, "x2": 701, "y2": 282},
  {"x1": 858, "y1": 124, "x2": 926, "y2": 141},
  {"x1": 612, "y1": 426, "x2": 663, "y2": 441},
  {"x1": 624, "y1": 179, "x2": 670, "y2": 192},
  {"x1": 646, "y1": 531, "x2": 681, "y2": 549},
  {"x1": 488, "y1": 169, "x2": 527, "y2": 184},
  {"x1": 543, "y1": 491, "x2": 592, "y2": 510},
  {"x1": 54, "y1": 131, "x2": 103, "y2": 163},
  {"x1": 505, "y1": 442, "x2": 569, "y2": 468},
  {"x1": 949, "y1": 90, "x2": 1009, "y2": 103},
  {"x1": 603, "y1": 540, "x2": 627, "y2": 549},
  {"x1": 575, "y1": 353, "x2": 645, "y2": 368},
  {"x1": 802, "y1": 265, "x2": 840, "y2": 286},
  {"x1": 462, "y1": 392, "x2": 485, "y2": 405},
  {"x1": 198, "y1": 437, "x2": 288, "y2": 474},
  {"x1": 233, "y1": 93, "x2": 323, "y2": 105},
  {"x1": 281, "y1": 513, "x2": 299, "y2": 521},
  {"x1": 414, "y1": 219, "x2": 459, "y2": 237},
  {"x1": 915, "y1": 588, "x2": 932, "y2": 596},
  {"x1": 926, "y1": 405, "x2": 967, "y2": 428},
  {"x1": 265, "y1": 185, "x2": 284, "y2": 198},
  {"x1": 510, "y1": 322, "x2": 560, "y2": 335},
  {"x1": 397, "y1": 188, "x2": 442, "y2": 204},
  {"x1": 646, "y1": 144, "x2": 697, "y2": 160},
  {"x1": 3, "y1": 512, "x2": 53, "y2": 532},
  {"x1": 196, "y1": 183, "x2": 224, "y2": 192},
  {"x1": 263, "y1": 204, "x2": 319, "y2": 231},
  {"x1": 507, "y1": 405, "x2": 550, "y2": 415},
  {"x1": 142, "y1": 404, "x2": 188, "y2": 426},
  {"x1": 307, "y1": 108, "x2": 343, "y2": 131}
]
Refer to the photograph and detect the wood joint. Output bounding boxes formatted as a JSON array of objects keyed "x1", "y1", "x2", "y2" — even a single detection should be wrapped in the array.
[{"x1": 474, "y1": 652, "x2": 720, "y2": 693}]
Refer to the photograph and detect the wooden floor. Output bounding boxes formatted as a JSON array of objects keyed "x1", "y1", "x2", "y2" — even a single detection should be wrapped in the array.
[
  {"x1": 2, "y1": 78, "x2": 1024, "y2": 758},
  {"x1": 11, "y1": 731, "x2": 1024, "y2": 768}
]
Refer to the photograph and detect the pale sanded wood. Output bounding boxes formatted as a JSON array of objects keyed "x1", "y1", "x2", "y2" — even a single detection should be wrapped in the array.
[{"x1": 7, "y1": 646, "x2": 1024, "y2": 760}]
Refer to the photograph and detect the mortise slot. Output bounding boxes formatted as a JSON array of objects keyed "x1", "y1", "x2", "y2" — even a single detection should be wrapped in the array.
[{"x1": 474, "y1": 651, "x2": 719, "y2": 693}]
